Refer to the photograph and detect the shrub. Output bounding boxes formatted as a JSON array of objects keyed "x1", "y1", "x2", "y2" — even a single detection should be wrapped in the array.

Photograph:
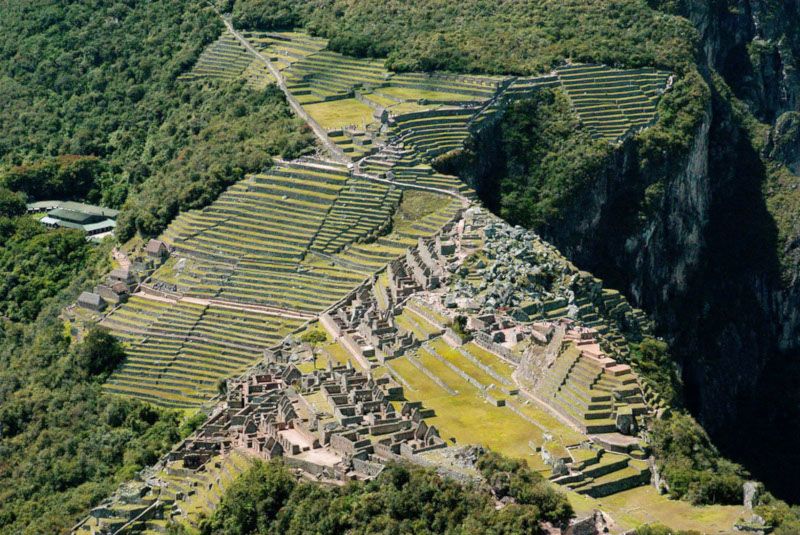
[{"x1": 651, "y1": 413, "x2": 747, "y2": 505}]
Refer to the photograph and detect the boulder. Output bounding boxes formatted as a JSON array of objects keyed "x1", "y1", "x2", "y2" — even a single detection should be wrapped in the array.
[
  {"x1": 743, "y1": 481, "x2": 760, "y2": 510},
  {"x1": 615, "y1": 408, "x2": 636, "y2": 435}
]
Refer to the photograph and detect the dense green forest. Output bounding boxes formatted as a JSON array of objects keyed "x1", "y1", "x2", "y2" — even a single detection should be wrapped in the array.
[
  {"x1": 0, "y1": 0, "x2": 312, "y2": 240},
  {"x1": 191, "y1": 453, "x2": 571, "y2": 535},
  {"x1": 232, "y1": 0, "x2": 697, "y2": 74}
]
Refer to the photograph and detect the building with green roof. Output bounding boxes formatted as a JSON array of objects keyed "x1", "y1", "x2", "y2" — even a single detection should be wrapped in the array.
[{"x1": 31, "y1": 201, "x2": 118, "y2": 240}]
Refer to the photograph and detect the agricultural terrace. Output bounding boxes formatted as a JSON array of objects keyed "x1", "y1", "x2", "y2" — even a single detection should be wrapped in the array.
[
  {"x1": 102, "y1": 297, "x2": 302, "y2": 408},
  {"x1": 284, "y1": 50, "x2": 390, "y2": 104},
  {"x1": 101, "y1": 23, "x2": 675, "y2": 438},
  {"x1": 103, "y1": 163, "x2": 463, "y2": 407},
  {"x1": 305, "y1": 98, "x2": 377, "y2": 130},
  {"x1": 75, "y1": 450, "x2": 254, "y2": 533},
  {"x1": 178, "y1": 30, "x2": 272, "y2": 90},
  {"x1": 556, "y1": 64, "x2": 670, "y2": 141},
  {"x1": 243, "y1": 31, "x2": 326, "y2": 73}
]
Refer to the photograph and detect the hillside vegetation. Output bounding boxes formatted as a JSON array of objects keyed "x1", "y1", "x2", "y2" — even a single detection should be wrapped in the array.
[
  {"x1": 0, "y1": 0, "x2": 312, "y2": 240},
  {"x1": 232, "y1": 0, "x2": 697, "y2": 74},
  {"x1": 0, "y1": 1, "x2": 308, "y2": 532},
  {"x1": 194, "y1": 455, "x2": 572, "y2": 535},
  {"x1": 0, "y1": 268, "x2": 197, "y2": 533}
]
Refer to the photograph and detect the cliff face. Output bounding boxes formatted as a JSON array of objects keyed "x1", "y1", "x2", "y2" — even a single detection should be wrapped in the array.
[
  {"x1": 462, "y1": 0, "x2": 800, "y2": 500},
  {"x1": 686, "y1": 0, "x2": 799, "y2": 122},
  {"x1": 524, "y1": 84, "x2": 797, "y2": 501}
]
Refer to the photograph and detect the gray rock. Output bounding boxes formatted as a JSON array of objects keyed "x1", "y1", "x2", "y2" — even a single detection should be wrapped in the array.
[
  {"x1": 743, "y1": 481, "x2": 760, "y2": 510},
  {"x1": 615, "y1": 411, "x2": 636, "y2": 435}
]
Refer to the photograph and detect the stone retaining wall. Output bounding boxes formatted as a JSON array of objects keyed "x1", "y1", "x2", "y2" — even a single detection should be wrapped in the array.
[
  {"x1": 474, "y1": 332, "x2": 520, "y2": 364},
  {"x1": 405, "y1": 354, "x2": 457, "y2": 395}
]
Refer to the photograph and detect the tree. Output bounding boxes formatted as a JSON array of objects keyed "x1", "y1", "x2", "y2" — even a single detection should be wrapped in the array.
[
  {"x1": 300, "y1": 328, "x2": 327, "y2": 369},
  {"x1": 73, "y1": 327, "x2": 126, "y2": 377},
  {"x1": 1, "y1": 156, "x2": 104, "y2": 202},
  {"x1": 201, "y1": 460, "x2": 296, "y2": 535},
  {"x1": 0, "y1": 187, "x2": 26, "y2": 217}
]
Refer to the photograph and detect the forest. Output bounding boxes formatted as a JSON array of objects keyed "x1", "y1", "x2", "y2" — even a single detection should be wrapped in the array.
[
  {"x1": 188, "y1": 454, "x2": 573, "y2": 535},
  {"x1": 0, "y1": 1, "x2": 308, "y2": 532},
  {"x1": 0, "y1": 0, "x2": 312, "y2": 241}
]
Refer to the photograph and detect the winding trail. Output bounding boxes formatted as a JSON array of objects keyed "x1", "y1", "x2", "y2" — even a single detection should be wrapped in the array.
[
  {"x1": 222, "y1": 17, "x2": 349, "y2": 163},
  {"x1": 221, "y1": 15, "x2": 474, "y2": 206}
]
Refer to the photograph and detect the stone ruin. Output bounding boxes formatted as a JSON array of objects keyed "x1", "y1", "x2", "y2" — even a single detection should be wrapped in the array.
[
  {"x1": 321, "y1": 231, "x2": 458, "y2": 367},
  {"x1": 221, "y1": 361, "x2": 445, "y2": 481},
  {"x1": 74, "y1": 360, "x2": 446, "y2": 534}
]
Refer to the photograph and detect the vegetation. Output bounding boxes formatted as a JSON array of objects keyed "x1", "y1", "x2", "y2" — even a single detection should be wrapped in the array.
[
  {"x1": 115, "y1": 83, "x2": 313, "y2": 240},
  {"x1": 1, "y1": 156, "x2": 105, "y2": 202},
  {"x1": 754, "y1": 491, "x2": 800, "y2": 534},
  {"x1": 629, "y1": 337, "x2": 681, "y2": 407},
  {"x1": 635, "y1": 526, "x2": 700, "y2": 535},
  {"x1": 493, "y1": 89, "x2": 610, "y2": 230},
  {"x1": 0, "y1": 213, "x2": 107, "y2": 322},
  {"x1": 232, "y1": 0, "x2": 698, "y2": 75},
  {"x1": 0, "y1": 278, "x2": 190, "y2": 533},
  {"x1": 650, "y1": 413, "x2": 747, "y2": 505},
  {"x1": 0, "y1": 1, "x2": 314, "y2": 527},
  {"x1": 0, "y1": 0, "x2": 312, "y2": 241},
  {"x1": 199, "y1": 454, "x2": 571, "y2": 535},
  {"x1": 475, "y1": 451, "x2": 573, "y2": 523}
]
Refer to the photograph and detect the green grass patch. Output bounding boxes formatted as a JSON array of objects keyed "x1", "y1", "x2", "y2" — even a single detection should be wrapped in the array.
[{"x1": 304, "y1": 98, "x2": 377, "y2": 130}]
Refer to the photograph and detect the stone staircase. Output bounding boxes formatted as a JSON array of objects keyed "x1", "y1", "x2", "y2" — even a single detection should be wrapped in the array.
[{"x1": 550, "y1": 446, "x2": 651, "y2": 498}]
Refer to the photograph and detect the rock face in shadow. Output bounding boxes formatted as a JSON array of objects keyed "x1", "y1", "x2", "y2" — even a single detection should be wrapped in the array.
[{"x1": 457, "y1": 18, "x2": 800, "y2": 496}]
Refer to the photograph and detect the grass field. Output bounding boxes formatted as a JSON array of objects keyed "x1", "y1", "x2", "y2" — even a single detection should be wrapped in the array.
[
  {"x1": 569, "y1": 485, "x2": 746, "y2": 532},
  {"x1": 380, "y1": 86, "x2": 483, "y2": 102},
  {"x1": 305, "y1": 98, "x2": 377, "y2": 130},
  {"x1": 389, "y1": 353, "x2": 549, "y2": 469}
]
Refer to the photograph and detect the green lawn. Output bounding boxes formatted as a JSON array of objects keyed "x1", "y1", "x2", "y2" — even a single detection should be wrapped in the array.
[
  {"x1": 568, "y1": 484, "x2": 747, "y2": 533},
  {"x1": 305, "y1": 98, "x2": 377, "y2": 130},
  {"x1": 390, "y1": 354, "x2": 547, "y2": 468},
  {"x1": 380, "y1": 86, "x2": 483, "y2": 102}
]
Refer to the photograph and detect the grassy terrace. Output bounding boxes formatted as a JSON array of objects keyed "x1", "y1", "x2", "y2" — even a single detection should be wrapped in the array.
[
  {"x1": 556, "y1": 64, "x2": 670, "y2": 142},
  {"x1": 330, "y1": 194, "x2": 462, "y2": 274},
  {"x1": 462, "y1": 342, "x2": 516, "y2": 383},
  {"x1": 105, "y1": 167, "x2": 463, "y2": 409},
  {"x1": 305, "y1": 98, "x2": 377, "y2": 130},
  {"x1": 104, "y1": 299, "x2": 302, "y2": 408},
  {"x1": 310, "y1": 177, "x2": 402, "y2": 255},
  {"x1": 388, "y1": 72, "x2": 501, "y2": 100},
  {"x1": 378, "y1": 86, "x2": 484, "y2": 102},
  {"x1": 178, "y1": 31, "x2": 255, "y2": 85},
  {"x1": 244, "y1": 31, "x2": 326, "y2": 71},
  {"x1": 284, "y1": 50, "x2": 390, "y2": 104},
  {"x1": 391, "y1": 108, "x2": 477, "y2": 159},
  {"x1": 388, "y1": 352, "x2": 549, "y2": 470},
  {"x1": 162, "y1": 161, "x2": 350, "y2": 264}
]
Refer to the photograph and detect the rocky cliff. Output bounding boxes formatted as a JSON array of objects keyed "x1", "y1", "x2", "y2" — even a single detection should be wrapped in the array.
[{"x1": 459, "y1": 0, "x2": 800, "y2": 501}]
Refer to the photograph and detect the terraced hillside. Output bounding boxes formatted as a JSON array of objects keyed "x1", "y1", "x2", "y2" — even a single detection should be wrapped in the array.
[
  {"x1": 556, "y1": 64, "x2": 671, "y2": 141},
  {"x1": 285, "y1": 50, "x2": 390, "y2": 104},
  {"x1": 178, "y1": 30, "x2": 272, "y2": 89},
  {"x1": 102, "y1": 296, "x2": 303, "y2": 407},
  {"x1": 102, "y1": 158, "x2": 464, "y2": 407},
  {"x1": 78, "y1": 22, "x2": 752, "y2": 534},
  {"x1": 74, "y1": 450, "x2": 255, "y2": 533},
  {"x1": 103, "y1": 26, "x2": 674, "y2": 411}
]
